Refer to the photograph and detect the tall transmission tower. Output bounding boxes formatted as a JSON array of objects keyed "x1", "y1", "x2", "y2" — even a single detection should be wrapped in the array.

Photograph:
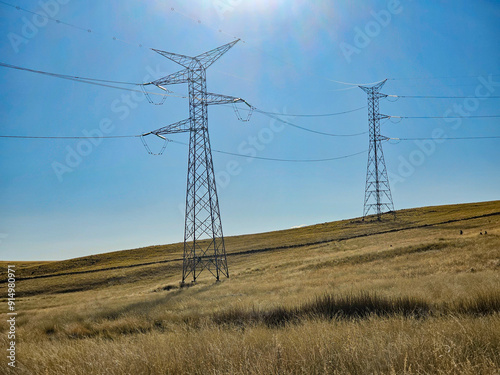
[
  {"x1": 359, "y1": 79, "x2": 395, "y2": 221},
  {"x1": 143, "y1": 40, "x2": 249, "y2": 283}
]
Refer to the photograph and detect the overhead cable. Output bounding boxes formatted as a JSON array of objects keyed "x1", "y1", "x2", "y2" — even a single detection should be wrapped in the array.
[
  {"x1": 254, "y1": 109, "x2": 368, "y2": 137},
  {"x1": 253, "y1": 106, "x2": 367, "y2": 117},
  {"x1": 0, "y1": 0, "x2": 147, "y2": 48},
  {"x1": 389, "y1": 74, "x2": 500, "y2": 81},
  {"x1": 0, "y1": 134, "x2": 369, "y2": 163},
  {"x1": 385, "y1": 94, "x2": 500, "y2": 99},
  {"x1": 388, "y1": 136, "x2": 500, "y2": 141},
  {"x1": 388, "y1": 115, "x2": 500, "y2": 119},
  {"x1": 0, "y1": 62, "x2": 185, "y2": 99}
]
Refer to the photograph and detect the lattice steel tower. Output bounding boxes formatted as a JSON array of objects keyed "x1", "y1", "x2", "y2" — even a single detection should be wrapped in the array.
[
  {"x1": 359, "y1": 79, "x2": 395, "y2": 221},
  {"x1": 144, "y1": 40, "x2": 247, "y2": 283}
]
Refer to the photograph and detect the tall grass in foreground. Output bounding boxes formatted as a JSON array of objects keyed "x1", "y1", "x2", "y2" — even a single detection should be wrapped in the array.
[
  {"x1": 13, "y1": 290, "x2": 500, "y2": 341},
  {"x1": 5, "y1": 314, "x2": 499, "y2": 375}
]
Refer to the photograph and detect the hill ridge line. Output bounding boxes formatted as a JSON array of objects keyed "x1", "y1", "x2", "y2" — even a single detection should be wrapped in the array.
[{"x1": 4, "y1": 211, "x2": 498, "y2": 283}]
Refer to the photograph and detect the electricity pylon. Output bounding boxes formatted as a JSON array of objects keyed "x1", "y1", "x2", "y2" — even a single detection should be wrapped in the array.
[
  {"x1": 143, "y1": 40, "x2": 248, "y2": 283},
  {"x1": 359, "y1": 79, "x2": 395, "y2": 221}
]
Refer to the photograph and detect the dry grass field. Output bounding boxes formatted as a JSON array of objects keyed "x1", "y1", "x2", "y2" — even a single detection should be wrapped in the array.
[{"x1": 1, "y1": 200, "x2": 499, "y2": 374}]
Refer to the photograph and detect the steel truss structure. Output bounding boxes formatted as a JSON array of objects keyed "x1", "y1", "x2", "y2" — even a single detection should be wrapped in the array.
[
  {"x1": 144, "y1": 40, "x2": 246, "y2": 283},
  {"x1": 359, "y1": 80, "x2": 395, "y2": 221}
]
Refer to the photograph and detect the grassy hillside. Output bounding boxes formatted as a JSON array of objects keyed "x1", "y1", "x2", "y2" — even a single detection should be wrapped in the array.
[{"x1": 1, "y1": 201, "x2": 499, "y2": 374}]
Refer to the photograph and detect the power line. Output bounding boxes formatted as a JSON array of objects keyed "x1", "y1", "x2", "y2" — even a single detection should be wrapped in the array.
[
  {"x1": 4, "y1": 133, "x2": 497, "y2": 146},
  {"x1": 388, "y1": 136, "x2": 500, "y2": 141},
  {"x1": 213, "y1": 148, "x2": 367, "y2": 162},
  {"x1": 252, "y1": 106, "x2": 367, "y2": 117},
  {"x1": 3, "y1": 0, "x2": 498, "y2": 92},
  {"x1": 1, "y1": 0, "x2": 352, "y2": 95},
  {"x1": 166, "y1": 139, "x2": 367, "y2": 162},
  {"x1": 0, "y1": 0, "x2": 147, "y2": 48},
  {"x1": 3, "y1": 62, "x2": 497, "y2": 137},
  {"x1": 9, "y1": 61, "x2": 464, "y2": 126},
  {"x1": 0, "y1": 62, "x2": 139, "y2": 85},
  {"x1": 0, "y1": 62, "x2": 186, "y2": 99},
  {"x1": 0, "y1": 135, "x2": 139, "y2": 139},
  {"x1": 3, "y1": 4, "x2": 496, "y2": 136},
  {"x1": 0, "y1": 134, "x2": 368, "y2": 163},
  {"x1": 254, "y1": 109, "x2": 368, "y2": 137},
  {"x1": 1, "y1": 61, "x2": 366, "y2": 122},
  {"x1": 387, "y1": 82, "x2": 493, "y2": 88},
  {"x1": 0, "y1": 0, "x2": 378, "y2": 89},
  {"x1": 386, "y1": 94, "x2": 500, "y2": 99},
  {"x1": 389, "y1": 74, "x2": 500, "y2": 81},
  {"x1": 0, "y1": 0, "x2": 91, "y2": 33},
  {"x1": 388, "y1": 115, "x2": 500, "y2": 119}
]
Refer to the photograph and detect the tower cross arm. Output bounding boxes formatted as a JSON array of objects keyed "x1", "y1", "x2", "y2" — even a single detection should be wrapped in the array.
[
  {"x1": 151, "y1": 39, "x2": 239, "y2": 70},
  {"x1": 145, "y1": 118, "x2": 191, "y2": 136},
  {"x1": 194, "y1": 39, "x2": 240, "y2": 69},
  {"x1": 151, "y1": 49, "x2": 193, "y2": 69},
  {"x1": 359, "y1": 79, "x2": 388, "y2": 93},
  {"x1": 144, "y1": 68, "x2": 190, "y2": 87},
  {"x1": 205, "y1": 92, "x2": 249, "y2": 106}
]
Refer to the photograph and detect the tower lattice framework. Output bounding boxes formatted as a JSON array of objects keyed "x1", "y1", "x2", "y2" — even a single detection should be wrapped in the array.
[
  {"x1": 144, "y1": 40, "x2": 246, "y2": 283},
  {"x1": 359, "y1": 79, "x2": 395, "y2": 221}
]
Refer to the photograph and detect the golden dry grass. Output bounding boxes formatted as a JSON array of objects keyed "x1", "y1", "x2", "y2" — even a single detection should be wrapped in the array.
[{"x1": 0, "y1": 201, "x2": 499, "y2": 374}]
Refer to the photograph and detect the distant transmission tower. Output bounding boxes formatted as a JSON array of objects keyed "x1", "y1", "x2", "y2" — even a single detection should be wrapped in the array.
[
  {"x1": 143, "y1": 40, "x2": 249, "y2": 283},
  {"x1": 359, "y1": 79, "x2": 395, "y2": 221}
]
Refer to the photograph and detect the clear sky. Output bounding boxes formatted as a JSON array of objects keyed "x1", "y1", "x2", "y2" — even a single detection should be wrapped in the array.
[{"x1": 0, "y1": 0, "x2": 499, "y2": 261}]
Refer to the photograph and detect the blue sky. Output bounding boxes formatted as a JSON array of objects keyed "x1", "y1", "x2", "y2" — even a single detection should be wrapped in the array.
[{"x1": 0, "y1": 0, "x2": 499, "y2": 261}]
